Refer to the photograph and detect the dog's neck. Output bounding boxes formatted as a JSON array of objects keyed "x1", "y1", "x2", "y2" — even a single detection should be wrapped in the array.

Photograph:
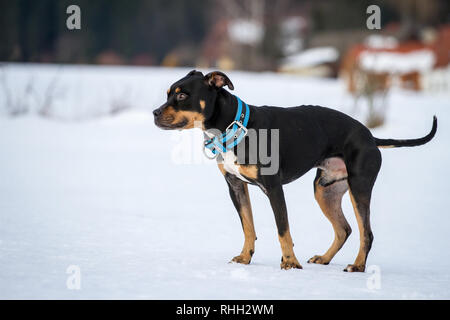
[{"x1": 204, "y1": 89, "x2": 240, "y2": 132}]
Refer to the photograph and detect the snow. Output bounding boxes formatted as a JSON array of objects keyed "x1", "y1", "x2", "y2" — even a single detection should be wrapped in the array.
[
  {"x1": 282, "y1": 47, "x2": 339, "y2": 69},
  {"x1": 364, "y1": 35, "x2": 398, "y2": 49},
  {"x1": 359, "y1": 49, "x2": 436, "y2": 74},
  {"x1": 1, "y1": 64, "x2": 449, "y2": 299},
  {"x1": 228, "y1": 19, "x2": 264, "y2": 45},
  {"x1": 280, "y1": 17, "x2": 306, "y2": 55}
]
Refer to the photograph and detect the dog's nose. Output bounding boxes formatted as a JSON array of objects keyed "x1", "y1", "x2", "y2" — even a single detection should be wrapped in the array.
[{"x1": 153, "y1": 108, "x2": 161, "y2": 117}]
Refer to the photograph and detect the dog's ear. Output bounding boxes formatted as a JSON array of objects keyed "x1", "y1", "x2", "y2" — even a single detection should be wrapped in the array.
[
  {"x1": 204, "y1": 71, "x2": 234, "y2": 90},
  {"x1": 187, "y1": 70, "x2": 204, "y2": 77}
]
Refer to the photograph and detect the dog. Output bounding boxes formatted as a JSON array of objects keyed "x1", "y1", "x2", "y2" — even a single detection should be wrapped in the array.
[{"x1": 153, "y1": 70, "x2": 437, "y2": 272}]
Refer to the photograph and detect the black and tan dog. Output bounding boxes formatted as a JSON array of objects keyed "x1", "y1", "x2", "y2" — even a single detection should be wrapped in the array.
[{"x1": 153, "y1": 70, "x2": 437, "y2": 272}]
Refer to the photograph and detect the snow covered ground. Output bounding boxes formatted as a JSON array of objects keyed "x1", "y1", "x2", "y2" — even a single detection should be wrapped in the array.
[{"x1": 0, "y1": 64, "x2": 449, "y2": 299}]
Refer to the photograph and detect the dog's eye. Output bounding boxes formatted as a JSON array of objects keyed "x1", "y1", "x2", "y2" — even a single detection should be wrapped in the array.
[{"x1": 176, "y1": 93, "x2": 188, "y2": 101}]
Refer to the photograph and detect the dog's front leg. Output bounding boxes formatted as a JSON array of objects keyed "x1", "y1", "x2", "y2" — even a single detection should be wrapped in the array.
[
  {"x1": 266, "y1": 184, "x2": 302, "y2": 270},
  {"x1": 224, "y1": 174, "x2": 256, "y2": 265}
]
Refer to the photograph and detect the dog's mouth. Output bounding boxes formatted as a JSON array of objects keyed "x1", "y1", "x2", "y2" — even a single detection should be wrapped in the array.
[{"x1": 154, "y1": 116, "x2": 188, "y2": 130}]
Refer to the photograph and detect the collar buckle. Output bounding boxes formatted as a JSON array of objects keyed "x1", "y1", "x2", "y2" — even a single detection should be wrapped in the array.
[{"x1": 225, "y1": 120, "x2": 249, "y2": 138}]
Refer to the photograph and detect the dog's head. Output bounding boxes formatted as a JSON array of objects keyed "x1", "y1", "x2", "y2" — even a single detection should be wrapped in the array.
[{"x1": 153, "y1": 70, "x2": 233, "y2": 130}]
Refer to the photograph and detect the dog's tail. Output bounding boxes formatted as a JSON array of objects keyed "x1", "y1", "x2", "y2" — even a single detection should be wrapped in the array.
[{"x1": 374, "y1": 116, "x2": 437, "y2": 149}]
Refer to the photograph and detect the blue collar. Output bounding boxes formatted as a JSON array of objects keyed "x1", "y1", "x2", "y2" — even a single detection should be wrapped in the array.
[{"x1": 203, "y1": 95, "x2": 250, "y2": 159}]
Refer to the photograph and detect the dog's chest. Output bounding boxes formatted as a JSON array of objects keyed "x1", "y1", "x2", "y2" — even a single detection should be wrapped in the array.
[{"x1": 220, "y1": 151, "x2": 250, "y2": 183}]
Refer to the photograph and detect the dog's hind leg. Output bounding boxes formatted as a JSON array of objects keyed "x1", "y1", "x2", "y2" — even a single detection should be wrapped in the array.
[
  {"x1": 308, "y1": 168, "x2": 352, "y2": 265},
  {"x1": 344, "y1": 147, "x2": 381, "y2": 272},
  {"x1": 223, "y1": 172, "x2": 256, "y2": 265}
]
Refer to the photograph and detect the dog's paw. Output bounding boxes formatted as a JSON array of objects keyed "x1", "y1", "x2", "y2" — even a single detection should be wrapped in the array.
[
  {"x1": 280, "y1": 256, "x2": 302, "y2": 270},
  {"x1": 343, "y1": 264, "x2": 365, "y2": 272},
  {"x1": 307, "y1": 255, "x2": 330, "y2": 265},
  {"x1": 229, "y1": 254, "x2": 251, "y2": 265}
]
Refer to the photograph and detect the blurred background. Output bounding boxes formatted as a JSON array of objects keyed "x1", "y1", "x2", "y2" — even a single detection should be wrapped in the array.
[{"x1": 1, "y1": 0, "x2": 449, "y2": 70}]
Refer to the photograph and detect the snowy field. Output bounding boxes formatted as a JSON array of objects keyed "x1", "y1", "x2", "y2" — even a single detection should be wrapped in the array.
[{"x1": 0, "y1": 63, "x2": 449, "y2": 299}]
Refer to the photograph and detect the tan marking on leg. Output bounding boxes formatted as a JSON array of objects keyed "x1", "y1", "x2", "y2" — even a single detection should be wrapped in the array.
[
  {"x1": 378, "y1": 145, "x2": 395, "y2": 149},
  {"x1": 308, "y1": 179, "x2": 351, "y2": 265},
  {"x1": 199, "y1": 100, "x2": 206, "y2": 110},
  {"x1": 238, "y1": 165, "x2": 258, "y2": 180},
  {"x1": 346, "y1": 191, "x2": 370, "y2": 272},
  {"x1": 231, "y1": 183, "x2": 256, "y2": 264},
  {"x1": 278, "y1": 229, "x2": 302, "y2": 269}
]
